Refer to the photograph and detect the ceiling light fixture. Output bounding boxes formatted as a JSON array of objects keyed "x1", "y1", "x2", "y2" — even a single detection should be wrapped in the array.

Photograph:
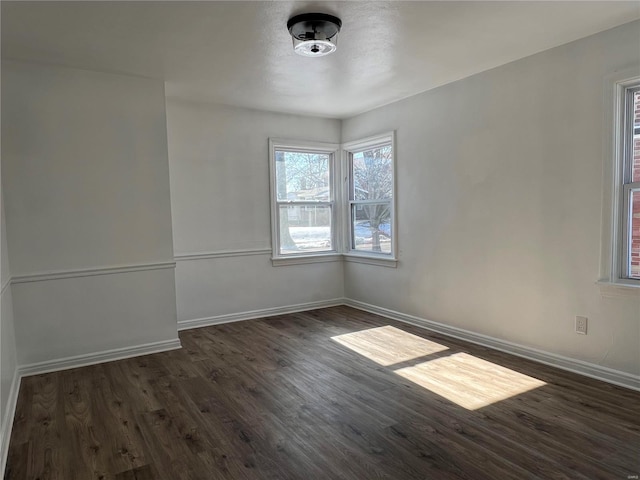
[{"x1": 287, "y1": 13, "x2": 342, "y2": 57}]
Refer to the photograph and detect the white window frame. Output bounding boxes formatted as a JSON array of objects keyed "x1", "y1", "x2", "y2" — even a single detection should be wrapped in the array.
[
  {"x1": 619, "y1": 81, "x2": 640, "y2": 282},
  {"x1": 342, "y1": 132, "x2": 397, "y2": 267},
  {"x1": 601, "y1": 72, "x2": 640, "y2": 289},
  {"x1": 269, "y1": 139, "x2": 340, "y2": 266}
]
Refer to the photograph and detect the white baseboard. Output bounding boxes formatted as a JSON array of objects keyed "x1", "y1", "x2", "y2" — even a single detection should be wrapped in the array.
[
  {"x1": 178, "y1": 298, "x2": 345, "y2": 331},
  {"x1": 0, "y1": 370, "x2": 21, "y2": 480},
  {"x1": 344, "y1": 299, "x2": 640, "y2": 392},
  {"x1": 18, "y1": 338, "x2": 183, "y2": 377}
]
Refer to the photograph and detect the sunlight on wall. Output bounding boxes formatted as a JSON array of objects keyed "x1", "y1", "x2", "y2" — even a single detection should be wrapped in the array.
[
  {"x1": 332, "y1": 326, "x2": 547, "y2": 410},
  {"x1": 331, "y1": 325, "x2": 449, "y2": 366}
]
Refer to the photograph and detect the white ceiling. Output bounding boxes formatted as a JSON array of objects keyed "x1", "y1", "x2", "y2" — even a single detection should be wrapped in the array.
[{"x1": 2, "y1": 1, "x2": 639, "y2": 118}]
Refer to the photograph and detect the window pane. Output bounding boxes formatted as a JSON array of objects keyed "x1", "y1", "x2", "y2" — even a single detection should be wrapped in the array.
[
  {"x1": 275, "y1": 150, "x2": 330, "y2": 202},
  {"x1": 633, "y1": 91, "x2": 640, "y2": 182},
  {"x1": 352, "y1": 203, "x2": 392, "y2": 254},
  {"x1": 279, "y1": 205, "x2": 332, "y2": 254},
  {"x1": 630, "y1": 189, "x2": 640, "y2": 279},
  {"x1": 352, "y1": 144, "x2": 393, "y2": 200}
]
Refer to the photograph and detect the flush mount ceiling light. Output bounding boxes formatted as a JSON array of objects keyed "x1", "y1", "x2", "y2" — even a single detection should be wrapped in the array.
[{"x1": 287, "y1": 13, "x2": 342, "y2": 57}]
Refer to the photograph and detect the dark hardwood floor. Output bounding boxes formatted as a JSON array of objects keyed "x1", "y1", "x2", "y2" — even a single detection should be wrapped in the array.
[{"x1": 5, "y1": 306, "x2": 640, "y2": 479}]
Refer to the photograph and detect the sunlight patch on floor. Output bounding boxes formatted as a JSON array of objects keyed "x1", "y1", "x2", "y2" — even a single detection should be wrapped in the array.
[
  {"x1": 395, "y1": 352, "x2": 547, "y2": 410},
  {"x1": 331, "y1": 325, "x2": 449, "y2": 366}
]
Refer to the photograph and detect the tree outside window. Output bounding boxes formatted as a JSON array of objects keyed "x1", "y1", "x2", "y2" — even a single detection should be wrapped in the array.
[{"x1": 345, "y1": 134, "x2": 395, "y2": 256}]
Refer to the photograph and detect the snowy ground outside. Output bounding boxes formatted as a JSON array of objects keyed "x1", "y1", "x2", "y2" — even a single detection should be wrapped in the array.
[{"x1": 282, "y1": 224, "x2": 391, "y2": 254}]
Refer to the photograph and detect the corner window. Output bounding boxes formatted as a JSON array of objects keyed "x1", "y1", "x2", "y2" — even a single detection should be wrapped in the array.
[
  {"x1": 269, "y1": 139, "x2": 338, "y2": 263},
  {"x1": 343, "y1": 133, "x2": 396, "y2": 260},
  {"x1": 620, "y1": 82, "x2": 640, "y2": 280}
]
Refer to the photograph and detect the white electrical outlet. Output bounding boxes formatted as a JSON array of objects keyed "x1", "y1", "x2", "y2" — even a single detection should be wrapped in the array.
[{"x1": 575, "y1": 316, "x2": 588, "y2": 335}]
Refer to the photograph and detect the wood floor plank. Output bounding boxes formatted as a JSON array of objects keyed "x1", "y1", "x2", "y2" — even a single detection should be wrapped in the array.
[
  {"x1": 89, "y1": 365, "x2": 150, "y2": 476},
  {"x1": 5, "y1": 306, "x2": 640, "y2": 479},
  {"x1": 114, "y1": 465, "x2": 156, "y2": 480},
  {"x1": 26, "y1": 372, "x2": 65, "y2": 480}
]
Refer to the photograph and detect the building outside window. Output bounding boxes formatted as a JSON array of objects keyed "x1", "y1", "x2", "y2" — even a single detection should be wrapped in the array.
[{"x1": 612, "y1": 78, "x2": 640, "y2": 283}]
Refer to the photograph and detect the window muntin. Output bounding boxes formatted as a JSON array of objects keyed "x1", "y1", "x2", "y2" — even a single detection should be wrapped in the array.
[
  {"x1": 620, "y1": 83, "x2": 640, "y2": 280},
  {"x1": 270, "y1": 142, "x2": 337, "y2": 258},
  {"x1": 345, "y1": 136, "x2": 395, "y2": 256}
]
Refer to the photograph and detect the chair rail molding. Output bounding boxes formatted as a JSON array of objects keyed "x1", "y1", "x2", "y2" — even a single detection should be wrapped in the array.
[
  {"x1": 174, "y1": 248, "x2": 271, "y2": 261},
  {"x1": 11, "y1": 261, "x2": 176, "y2": 284}
]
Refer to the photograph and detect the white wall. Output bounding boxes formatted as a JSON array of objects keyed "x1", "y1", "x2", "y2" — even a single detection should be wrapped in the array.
[
  {"x1": 0, "y1": 193, "x2": 17, "y2": 468},
  {"x1": 1, "y1": 61, "x2": 179, "y2": 366},
  {"x1": 342, "y1": 21, "x2": 640, "y2": 376},
  {"x1": 167, "y1": 100, "x2": 344, "y2": 323},
  {"x1": 10, "y1": 269, "x2": 177, "y2": 364}
]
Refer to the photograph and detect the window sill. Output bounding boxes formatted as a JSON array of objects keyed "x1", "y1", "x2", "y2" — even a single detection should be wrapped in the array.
[
  {"x1": 270, "y1": 253, "x2": 398, "y2": 267},
  {"x1": 343, "y1": 253, "x2": 397, "y2": 268},
  {"x1": 596, "y1": 279, "x2": 640, "y2": 298},
  {"x1": 271, "y1": 253, "x2": 343, "y2": 267}
]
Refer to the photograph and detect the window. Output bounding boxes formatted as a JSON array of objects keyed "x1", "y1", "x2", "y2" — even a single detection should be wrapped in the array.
[
  {"x1": 343, "y1": 133, "x2": 396, "y2": 260},
  {"x1": 620, "y1": 82, "x2": 640, "y2": 280},
  {"x1": 269, "y1": 134, "x2": 396, "y2": 266},
  {"x1": 606, "y1": 76, "x2": 640, "y2": 286},
  {"x1": 269, "y1": 139, "x2": 338, "y2": 262}
]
